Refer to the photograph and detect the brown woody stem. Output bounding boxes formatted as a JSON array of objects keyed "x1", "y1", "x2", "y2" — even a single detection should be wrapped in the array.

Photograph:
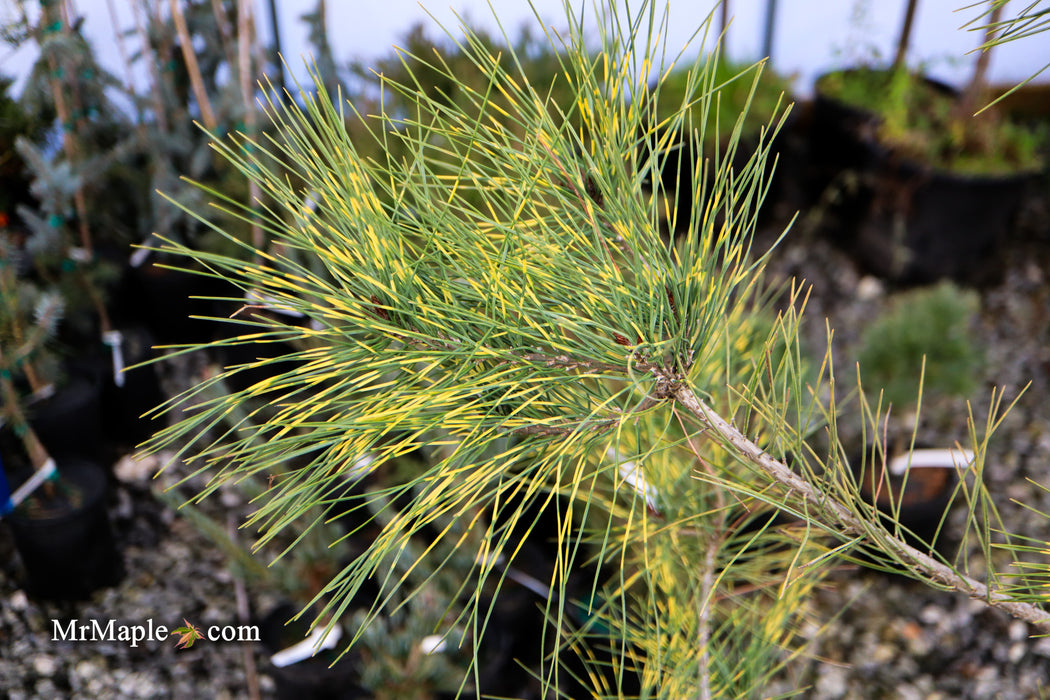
[{"x1": 672, "y1": 383, "x2": 1050, "y2": 631}]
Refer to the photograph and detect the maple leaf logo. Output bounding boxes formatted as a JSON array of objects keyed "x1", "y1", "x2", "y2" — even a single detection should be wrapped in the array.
[{"x1": 171, "y1": 619, "x2": 203, "y2": 649}]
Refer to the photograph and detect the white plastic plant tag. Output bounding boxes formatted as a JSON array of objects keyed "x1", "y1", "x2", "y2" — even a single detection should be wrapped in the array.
[
  {"x1": 505, "y1": 567, "x2": 552, "y2": 599},
  {"x1": 474, "y1": 550, "x2": 506, "y2": 570},
  {"x1": 129, "y1": 244, "x2": 152, "y2": 268},
  {"x1": 420, "y1": 635, "x2": 447, "y2": 655},
  {"x1": 68, "y1": 247, "x2": 92, "y2": 263},
  {"x1": 103, "y1": 330, "x2": 125, "y2": 388},
  {"x1": 8, "y1": 459, "x2": 56, "y2": 510},
  {"x1": 29, "y1": 383, "x2": 55, "y2": 404},
  {"x1": 270, "y1": 622, "x2": 343, "y2": 668},
  {"x1": 345, "y1": 453, "x2": 377, "y2": 481},
  {"x1": 606, "y1": 448, "x2": 659, "y2": 513},
  {"x1": 245, "y1": 289, "x2": 306, "y2": 318},
  {"x1": 889, "y1": 448, "x2": 976, "y2": 476}
]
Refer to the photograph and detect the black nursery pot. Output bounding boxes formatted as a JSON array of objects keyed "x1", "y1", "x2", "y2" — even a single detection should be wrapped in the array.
[
  {"x1": 28, "y1": 374, "x2": 103, "y2": 462},
  {"x1": 6, "y1": 459, "x2": 124, "y2": 600},
  {"x1": 98, "y1": 326, "x2": 165, "y2": 450},
  {"x1": 56, "y1": 327, "x2": 164, "y2": 456},
  {"x1": 259, "y1": 603, "x2": 366, "y2": 700},
  {"x1": 807, "y1": 77, "x2": 885, "y2": 207},
  {"x1": 126, "y1": 262, "x2": 233, "y2": 346},
  {"x1": 854, "y1": 158, "x2": 1033, "y2": 285},
  {"x1": 809, "y1": 69, "x2": 1035, "y2": 285},
  {"x1": 857, "y1": 451, "x2": 961, "y2": 551}
]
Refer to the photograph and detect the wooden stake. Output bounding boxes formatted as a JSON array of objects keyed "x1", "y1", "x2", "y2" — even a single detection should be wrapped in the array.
[{"x1": 170, "y1": 0, "x2": 219, "y2": 131}]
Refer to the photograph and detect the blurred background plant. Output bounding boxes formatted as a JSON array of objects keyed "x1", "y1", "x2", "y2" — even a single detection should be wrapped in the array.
[
  {"x1": 816, "y1": 0, "x2": 1047, "y2": 176},
  {"x1": 0, "y1": 231, "x2": 63, "y2": 474},
  {"x1": 857, "y1": 281, "x2": 983, "y2": 413}
]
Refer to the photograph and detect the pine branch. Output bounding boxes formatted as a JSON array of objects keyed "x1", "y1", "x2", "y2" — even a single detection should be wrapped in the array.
[
  {"x1": 138, "y1": 2, "x2": 1050, "y2": 694},
  {"x1": 672, "y1": 383, "x2": 1050, "y2": 631}
]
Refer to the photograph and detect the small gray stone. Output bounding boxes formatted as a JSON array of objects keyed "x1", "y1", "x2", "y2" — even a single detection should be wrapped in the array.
[
  {"x1": 9, "y1": 590, "x2": 29, "y2": 611},
  {"x1": 872, "y1": 643, "x2": 896, "y2": 664},
  {"x1": 815, "y1": 665, "x2": 848, "y2": 698},
  {"x1": 1008, "y1": 619, "x2": 1028, "y2": 642},
  {"x1": 220, "y1": 487, "x2": 242, "y2": 508},
  {"x1": 74, "y1": 659, "x2": 101, "y2": 681},
  {"x1": 33, "y1": 679, "x2": 57, "y2": 696},
  {"x1": 897, "y1": 685, "x2": 924, "y2": 700},
  {"x1": 919, "y1": 603, "x2": 943, "y2": 626},
  {"x1": 114, "y1": 453, "x2": 160, "y2": 483},
  {"x1": 31, "y1": 654, "x2": 58, "y2": 676},
  {"x1": 856, "y1": 275, "x2": 884, "y2": 300},
  {"x1": 1032, "y1": 636, "x2": 1050, "y2": 657}
]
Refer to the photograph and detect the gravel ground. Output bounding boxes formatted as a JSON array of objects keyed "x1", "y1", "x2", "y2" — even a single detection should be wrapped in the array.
[{"x1": 1, "y1": 179, "x2": 1049, "y2": 699}]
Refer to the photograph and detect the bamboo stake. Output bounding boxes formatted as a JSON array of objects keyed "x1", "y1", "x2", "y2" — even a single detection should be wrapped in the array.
[
  {"x1": 132, "y1": 0, "x2": 169, "y2": 133},
  {"x1": 39, "y1": 1, "x2": 89, "y2": 254},
  {"x1": 151, "y1": 0, "x2": 181, "y2": 124},
  {"x1": 104, "y1": 0, "x2": 142, "y2": 122},
  {"x1": 37, "y1": 0, "x2": 113, "y2": 335},
  {"x1": 0, "y1": 269, "x2": 43, "y2": 395},
  {"x1": 209, "y1": 0, "x2": 237, "y2": 68},
  {"x1": 0, "y1": 357, "x2": 51, "y2": 471},
  {"x1": 719, "y1": 0, "x2": 729, "y2": 58},
  {"x1": 170, "y1": 0, "x2": 218, "y2": 131},
  {"x1": 237, "y1": 0, "x2": 264, "y2": 256}
]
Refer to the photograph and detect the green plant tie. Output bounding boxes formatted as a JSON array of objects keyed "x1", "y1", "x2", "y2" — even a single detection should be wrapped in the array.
[
  {"x1": 165, "y1": 60, "x2": 177, "y2": 73},
  {"x1": 82, "y1": 68, "x2": 94, "y2": 80},
  {"x1": 52, "y1": 67, "x2": 64, "y2": 79},
  {"x1": 48, "y1": 214, "x2": 63, "y2": 228},
  {"x1": 61, "y1": 258, "x2": 76, "y2": 272}
]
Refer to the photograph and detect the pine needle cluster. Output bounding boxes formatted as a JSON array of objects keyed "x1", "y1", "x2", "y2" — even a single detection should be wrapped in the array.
[{"x1": 142, "y1": 2, "x2": 1050, "y2": 696}]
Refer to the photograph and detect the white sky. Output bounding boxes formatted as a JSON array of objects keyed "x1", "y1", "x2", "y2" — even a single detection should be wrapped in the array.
[{"x1": 1, "y1": 1, "x2": 1046, "y2": 98}]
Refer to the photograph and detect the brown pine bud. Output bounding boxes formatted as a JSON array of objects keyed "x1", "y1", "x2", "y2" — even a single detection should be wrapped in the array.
[{"x1": 370, "y1": 294, "x2": 389, "y2": 321}]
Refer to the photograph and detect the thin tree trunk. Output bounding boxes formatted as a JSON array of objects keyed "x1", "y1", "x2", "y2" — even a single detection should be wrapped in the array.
[
  {"x1": 893, "y1": 0, "x2": 920, "y2": 71},
  {"x1": 956, "y1": 1, "x2": 1005, "y2": 117}
]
